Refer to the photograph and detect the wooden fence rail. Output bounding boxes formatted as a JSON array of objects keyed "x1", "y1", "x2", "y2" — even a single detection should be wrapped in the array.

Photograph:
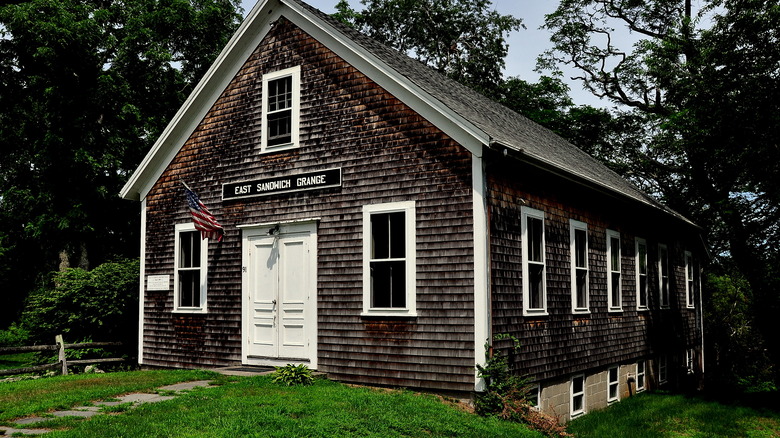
[{"x1": 0, "y1": 335, "x2": 124, "y2": 377}]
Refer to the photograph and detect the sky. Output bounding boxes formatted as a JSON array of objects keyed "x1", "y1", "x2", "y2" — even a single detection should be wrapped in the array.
[{"x1": 238, "y1": 0, "x2": 609, "y2": 108}]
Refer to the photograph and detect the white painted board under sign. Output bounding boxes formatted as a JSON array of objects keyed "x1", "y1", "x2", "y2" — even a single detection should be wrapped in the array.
[{"x1": 147, "y1": 275, "x2": 170, "y2": 291}]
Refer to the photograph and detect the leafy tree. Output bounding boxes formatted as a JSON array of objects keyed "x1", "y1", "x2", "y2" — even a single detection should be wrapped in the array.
[
  {"x1": 541, "y1": 0, "x2": 780, "y2": 386},
  {"x1": 0, "y1": 0, "x2": 242, "y2": 325},
  {"x1": 335, "y1": 0, "x2": 523, "y2": 99}
]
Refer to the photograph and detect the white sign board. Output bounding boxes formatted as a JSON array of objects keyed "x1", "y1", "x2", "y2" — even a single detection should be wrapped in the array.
[{"x1": 147, "y1": 275, "x2": 170, "y2": 291}]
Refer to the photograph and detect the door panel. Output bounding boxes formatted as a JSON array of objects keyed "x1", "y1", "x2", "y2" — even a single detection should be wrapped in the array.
[{"x1": 244, "y1": 227, "x2": 312, "y2": 362}]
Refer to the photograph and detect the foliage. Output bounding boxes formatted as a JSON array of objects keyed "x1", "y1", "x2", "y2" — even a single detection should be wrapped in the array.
[
  {"x1": 541, "y1": 0, "x2": 780, "y2": 386},
  {"x1": 337, "y1": 0, "x2": 523, "y2": 99},
  {"x1": 271, "y1": 363, "x2": 314, "y2": 386},
  {"x1": 0, "y1": 0, "x2": 242, "y2": 324},
  {"x1": 476, "y1": 334, "x2": 570, "y2": 437},
  {"x1": 19, "y1": 258, "x2": 140, "y2": 347},
  {"x1": 0, "y1": 323, "x2": 30, "y2": 347}
]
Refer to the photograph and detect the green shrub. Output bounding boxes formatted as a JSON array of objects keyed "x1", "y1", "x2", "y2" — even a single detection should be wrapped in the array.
[
  {"x1": 19, "y1": 258, "x2": 139, "y2": 349},
  {"x1": 0, "y1": 323, "x2": 30, "y2": 347},
  {"x1": 271, "y1": 364, "x2": 314, "y2": 386}
]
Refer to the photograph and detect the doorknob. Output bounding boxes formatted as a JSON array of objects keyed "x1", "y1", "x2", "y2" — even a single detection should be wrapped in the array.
[{"x1": 272, "y1": 299, "x2": 277, "y2": 306}]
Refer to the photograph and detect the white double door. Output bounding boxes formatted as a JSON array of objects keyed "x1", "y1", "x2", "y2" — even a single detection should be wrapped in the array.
[{"x1": 242, "y1": 222, "x2": 316, "y2": 366}]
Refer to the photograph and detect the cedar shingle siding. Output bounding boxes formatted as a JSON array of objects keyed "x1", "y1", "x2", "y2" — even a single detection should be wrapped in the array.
[
  {"x1": 141, "y1": 18, "x2": 476, "y2": 391},
  {"x1": 488, "y1": 157, "x2": 702, "y2": 383}
]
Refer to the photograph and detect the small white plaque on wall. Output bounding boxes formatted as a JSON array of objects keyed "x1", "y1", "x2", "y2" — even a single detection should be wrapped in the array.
[{"x1": 147, "y1": 275, "x2": 170, "y2": 291}]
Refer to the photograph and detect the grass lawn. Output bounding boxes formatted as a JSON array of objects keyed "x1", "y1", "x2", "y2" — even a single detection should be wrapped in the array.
[
  {"x1": 568, "y1": 391, "x2": 780, "y2": 438},
  {"x1": 1, "y1": 371, "x2": 542, "y2": 437}
]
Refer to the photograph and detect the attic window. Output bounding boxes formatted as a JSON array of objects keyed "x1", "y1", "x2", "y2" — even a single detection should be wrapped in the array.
[{"x1": 261, "y1": 66, "x2": 300, "y2": 152}]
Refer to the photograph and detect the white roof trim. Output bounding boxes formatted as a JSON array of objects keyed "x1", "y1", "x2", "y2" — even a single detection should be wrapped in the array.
[{"x1": 120, "y1": 0, "x2": 488, "y2": 201}]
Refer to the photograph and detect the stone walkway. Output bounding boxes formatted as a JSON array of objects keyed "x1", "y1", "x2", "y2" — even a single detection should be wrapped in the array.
[{"x1": 0, "y1": 380, "x2": 213, "y2": 436}]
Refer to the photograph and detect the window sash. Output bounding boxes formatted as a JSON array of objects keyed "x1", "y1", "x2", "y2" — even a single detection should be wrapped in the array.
[
  {"x1": 636, "y1": 238, "x2": 648, "y2": 309},
  {"x1": 570, "y1": 220, "x2": 589, "y2": 313},
  {"x1": 522, "y1": 207, "x2": 546, "y2": 315},
  {"x1": 637, "y1": 361, "x2": 646, "y2": 391},
  {"x1": 607, "y1": 230, "x2": 622, "y2": 311},
  {"x1": 659, "y1": 244, "x2": 669, "y2": 307},
  {"x1": 685, "y1": 252, "x2": 695, "y2": 308}
]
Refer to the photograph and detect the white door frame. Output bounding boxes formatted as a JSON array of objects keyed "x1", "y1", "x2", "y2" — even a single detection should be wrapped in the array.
[{"x1": 240, "y1": 220, "x2": 318, "y2": 368}]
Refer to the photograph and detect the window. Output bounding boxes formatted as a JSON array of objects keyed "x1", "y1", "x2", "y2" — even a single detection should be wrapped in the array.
[
  {"x1": 608, "y1": 366, "x2": 620, "y2": 403},
  {"x1": 528, "y1": 384, "x2": 540, "y2": 410},
  {"x1": 607, "y1": 230, "x2": 622, "y2": 312},
  {"x1": 686, "y1": 349, "x2": 695, "y2": 374},
  {"x1": 522, "y1": 207, "x2": 546, "y2": 315},
  {"x1": 571, "y1": 375, "x2": 585, "y2": 417},
  {"x1": 174, "y1": 223, "x2": 208, "y2": 312},
  {"x1": 658, "y1": 355, "x2": 668, "y2": 384},
  {"x1": 362, "y1": 201, "x2": 416, "y2": 317},
  {"x1": 658, "y1": 244, "x2": 670, "y2": 308},
  {"x1": 685, "y1": 251, "x2": 695, "y2": 308},
  {"x1": 636, "y1": 361, "x2": 646, "y2": 392},
  {"x1": 570, "y1": 220, "x2": 589, "y2": 313},
  {"x1": 261, "y1": 66, "x2": 300, "y2": 152},
  {"x1": 636, "y1": 238, "x2": 648, "y2": 310}
]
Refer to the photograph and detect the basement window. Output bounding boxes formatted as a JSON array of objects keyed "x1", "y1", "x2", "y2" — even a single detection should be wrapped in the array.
[
  {"x1": 637, "y1": 361, "x2": 646, "y2": 392},
  {"x1": 571, "y1": 375, "x2": 585, "y2": 418},
  {"x1": 608, "y1": 366, "x2": 619, "y2": 403},
  {"x1": 261, "y1": 66, "x2": 300, "y2": 152},
  {"x1": 362, "y1": 201, "x2": 417, "y2": 317}
]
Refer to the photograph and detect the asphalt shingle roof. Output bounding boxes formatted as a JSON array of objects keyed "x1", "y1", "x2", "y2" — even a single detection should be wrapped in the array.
[{"x1": 294, "y1": 0, "x2": 693, "y2": 225}]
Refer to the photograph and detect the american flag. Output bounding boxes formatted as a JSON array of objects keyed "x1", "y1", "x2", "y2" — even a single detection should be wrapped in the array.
[{"x1": 183, "y1": 183, "x2": 224, "y2": 242}]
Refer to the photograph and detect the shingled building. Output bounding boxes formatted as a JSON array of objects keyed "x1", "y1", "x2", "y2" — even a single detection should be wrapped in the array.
[{"x1": 120, "y1": 0, "x2": 705, "y2": 421}]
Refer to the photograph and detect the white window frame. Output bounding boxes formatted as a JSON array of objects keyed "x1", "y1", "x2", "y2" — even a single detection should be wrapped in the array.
[
  {"x1": 658, "y1": 244, "x2": 670, "y2": 308},
  {"x1": 658, "y1": 355, "x2": 668, "y2": 384},
  {"x1": 261, "y1": 66, "x2": 301, "y2": 153},
  {"x1": 635, "y1": 237, "x2": 649, "y2": 310},
  {"x1": 607, "y1": 366, "x2": 620, "y2": 403},
  {"x1": 571, "y1": 374, "x2": 585, "y2": 418},
  {"x1": 606, "y1": 229, "x2": 622, "y2": 312},
  {"x1": 173, "y1": 223, "x2": 209, "y2": 313},
  {"x1": 636, "y1": 361, "x2": 646, "y2": 392},
  {"x1": 362, "y1": 201, "x2": 417, "y2": 317},
  {"x1": 528, "y1": 384, "x2": 540, "y2": 411},
  {"x1": 570, "y1": 220, "x2": 589, "y2": 314},
  {"x1": 686, "y1": 349, "x2": 695, "y2": 374},
  {"x1": 685, "y1": 251, "x2": 695, "y2": 309},
  {"x1": 522, "y1": 207, "x2": 547, "y2": 316}
]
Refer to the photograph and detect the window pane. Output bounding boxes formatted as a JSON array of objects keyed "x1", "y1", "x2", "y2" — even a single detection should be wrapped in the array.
[
  {"x1": 267, "y1": 110, "x2": 292, "y2": 146},
  {"x1": 178, "y1": 270, "x2": 200, "y2": 307},
  {"x1": 573, "y1": 376, "x2": 583, "y2": 393},
  {"x1": 611, "y1": 272, "x2": 621, "y2": 305},
  {"x1": 610, "y1": 237, "x2": 620, "y2": 271},
  {"x1": 529, "y1": 263, "x2": 544, "y2": 309},
  {"x1": 370, "y1": 260, "x2": 406, "y2": 308},
  {"x1": 389, "y1": 212, "x2": 406, "y2": 258},
  {"x1": 573, "y1": 394, "x2": 583, "y2": 412},
  {"x1": 639, "y1": 276, "x2": 648, "y2": 307},
  {"x1": 371, "y1": 214, "x2": 390, "y2": 259},
  {"x1": 575, "y1": 229, "x2": 586, "y2": 268},
  {"x1": 268, "y1": 76, "x2": 292, "y2": 112},
  {"x1": 528, "y1": 217, "x2": 543, "y2": 262},
  {"x1": 638, "y1": 243, "x2": 647, "y2": 274},
  {"x1": 576, "y1": 269, "x2": 587, "y2": 308},
  {"x1": 180, "y1": 231, "x2": 199, "y2": 268}
]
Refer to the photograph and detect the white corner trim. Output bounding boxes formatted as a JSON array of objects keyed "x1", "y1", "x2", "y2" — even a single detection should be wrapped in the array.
[
  {"x1": 472, "y1": 154, "x2": 490, "y2": 391},
  {"x1": 138, "y1": 198, "x2": 147, "y2": 365}
]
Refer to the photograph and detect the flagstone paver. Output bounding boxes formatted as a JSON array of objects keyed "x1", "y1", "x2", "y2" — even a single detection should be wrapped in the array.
[{"x1": 0, "y1": 379, "x2": 214, "y2": 436}]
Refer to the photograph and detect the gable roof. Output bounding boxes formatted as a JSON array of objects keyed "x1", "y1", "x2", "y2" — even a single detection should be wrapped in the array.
[{"x1": 120, "y1": 0, "x2": 694, "y2": 227}]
